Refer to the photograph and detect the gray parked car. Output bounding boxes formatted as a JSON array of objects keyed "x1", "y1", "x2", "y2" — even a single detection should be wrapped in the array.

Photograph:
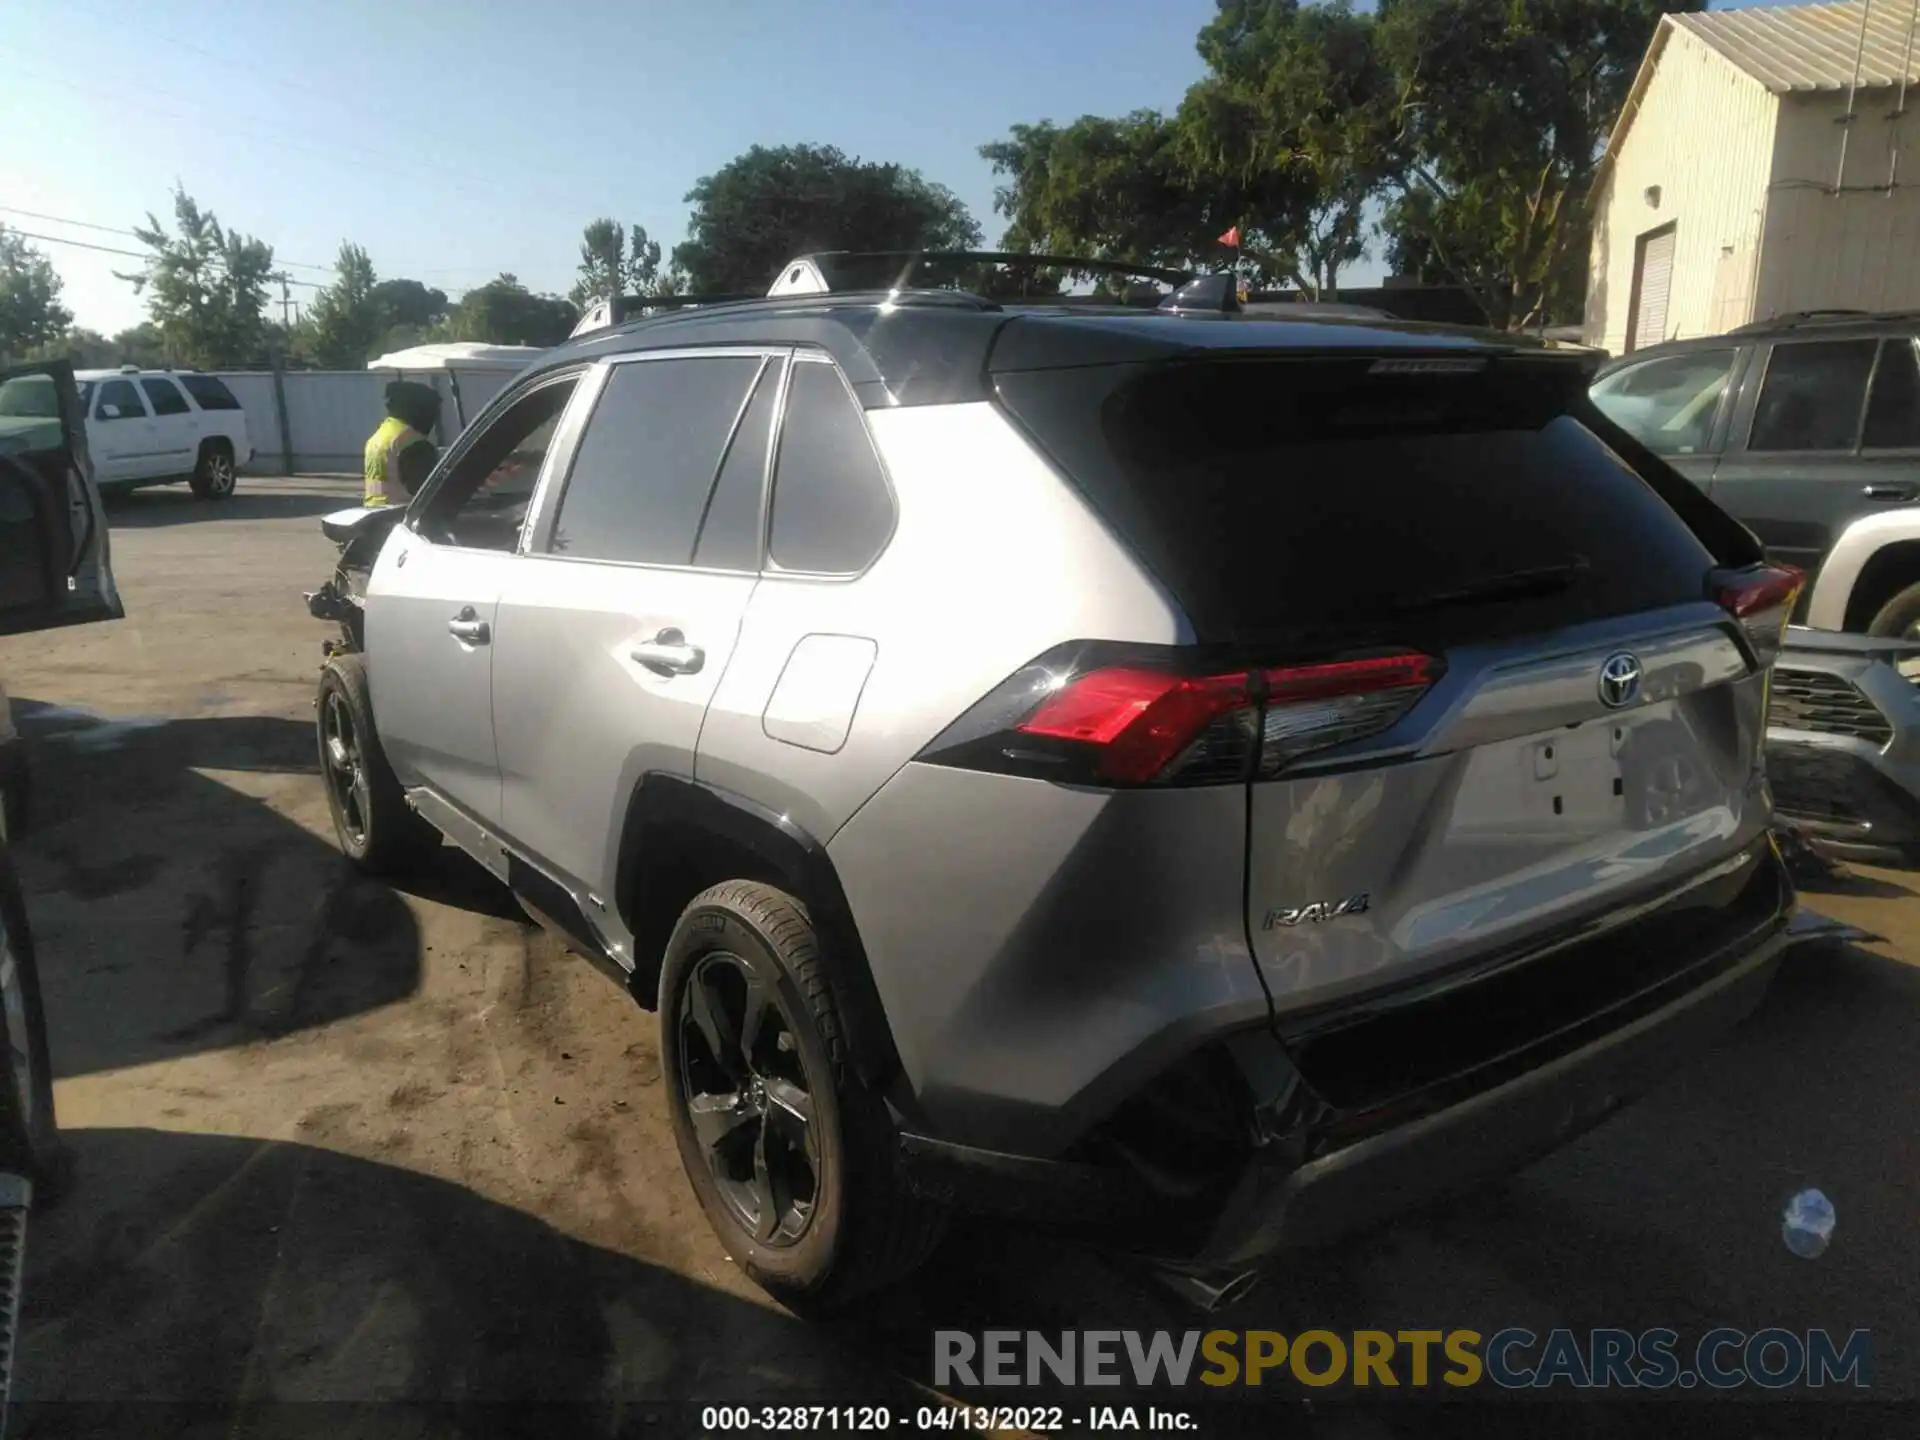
[
  {"x1": 1769, "y1": 626, "x2": 1920, "y2": 863},
  {"x1": 1590, "y1": 310, "x2": 1920, "y2": 634},
  {"x1": 310, "y1": 258, "x2": 1800, "y2": 1305}
]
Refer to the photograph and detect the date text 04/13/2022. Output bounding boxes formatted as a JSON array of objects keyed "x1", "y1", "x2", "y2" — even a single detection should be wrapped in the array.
[{"x1": 699, "y1": 1404, "x2": 1195, "y2": 1431}]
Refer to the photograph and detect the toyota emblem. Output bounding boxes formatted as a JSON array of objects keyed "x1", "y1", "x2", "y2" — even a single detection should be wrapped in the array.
[{"x1": 1599, "y1": 652, "x2": 1643, "y2": 709}]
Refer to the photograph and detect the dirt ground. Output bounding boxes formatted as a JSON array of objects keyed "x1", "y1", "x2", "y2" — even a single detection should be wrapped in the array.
[{"x1": 2, "y1": 478, "x2": 1917, "y2": 1436}]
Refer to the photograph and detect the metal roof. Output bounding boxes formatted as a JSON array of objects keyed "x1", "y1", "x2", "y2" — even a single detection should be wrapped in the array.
[{"x1": 1672, "y1": 1, "x2": 1920, "y2": 94}]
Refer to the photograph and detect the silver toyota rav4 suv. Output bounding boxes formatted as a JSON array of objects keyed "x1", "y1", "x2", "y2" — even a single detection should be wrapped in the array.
[{"x1": 310, "y1": 257, "x2": 1801, "y2": 1306}]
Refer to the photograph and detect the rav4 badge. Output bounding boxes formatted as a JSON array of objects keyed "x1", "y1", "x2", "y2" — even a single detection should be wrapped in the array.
[{"x1": 1263, "y1": 893, "x2": 1372, "y2": 929}]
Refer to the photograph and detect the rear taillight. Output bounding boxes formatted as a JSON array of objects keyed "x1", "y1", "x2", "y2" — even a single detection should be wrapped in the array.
[
  {"x1": 1713, "y1": 564, "x2": 1803, "y2": 667},
  {"x1": 921, "y1": 644, "x2": 1439, "y2": 787}
]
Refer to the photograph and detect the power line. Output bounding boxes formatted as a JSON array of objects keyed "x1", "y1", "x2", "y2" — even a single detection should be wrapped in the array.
[
  {"x1": 8, "y1": 227, "x2": 324, "y2": 286},
  {"x1": 0, "y1": 204, "x2": 337, "y2": 274}
]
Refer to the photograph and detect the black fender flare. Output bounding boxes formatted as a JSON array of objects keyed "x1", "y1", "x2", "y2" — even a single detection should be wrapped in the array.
[{"x1": 615, "y1": 774, "x2": 903, "y2": 1092}]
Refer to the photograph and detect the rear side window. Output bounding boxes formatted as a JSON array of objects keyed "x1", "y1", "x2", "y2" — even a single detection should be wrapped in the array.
[
  {"x1": 95, "y1": 379, "x2": 145, "y2": 420},
  {"x1": 995, "y1": 357, "x2": 1718, "y2": 646},
  {"x1": 550, "y1": 356, "x2": 761, "y2": 566},
  {"x1": 768, "y1": 359, "x2": 894, "y2": 573},
  {"x1": 139, "y1": 377, "x2": 190, "y2": 416},
  {"x1": 693, "y1": 358, "x2": 780, "y2": 572},
  {"x1": 180, "y1": 374, "x2": 241, "y2": 411},
  {"x1": 1749, "y1": 339, "x2": 1878, "y2": 452},
  {"x1": 1864, "y1": 339, "x2": 1920, "y2": 450}
]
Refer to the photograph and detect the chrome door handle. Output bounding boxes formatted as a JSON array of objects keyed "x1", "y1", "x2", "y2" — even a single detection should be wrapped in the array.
[
  {"x1": 447, "y1": 607, "x2": 490, "y2": 644},
  {"x1": 1863, "y1": 483, "x2": 1916, "y2": 501},
  {"x1": 631, "y1": 628, "x2": 704, "y2": 676}
]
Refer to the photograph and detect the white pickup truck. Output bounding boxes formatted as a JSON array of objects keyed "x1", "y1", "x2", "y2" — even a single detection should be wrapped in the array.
[{"x1": 74, "y1": 366, "x2": 253, "y2": 499}]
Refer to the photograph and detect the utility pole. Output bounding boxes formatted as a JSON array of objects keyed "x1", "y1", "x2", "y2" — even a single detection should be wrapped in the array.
[{"x1": 274, "y1": 271, "x2": 294, "y2": 327}]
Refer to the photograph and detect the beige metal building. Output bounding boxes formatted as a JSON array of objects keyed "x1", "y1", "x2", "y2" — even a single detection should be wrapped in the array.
[{"x1": 1586, "y1": 1, "x2": 1920, "y2": 355}]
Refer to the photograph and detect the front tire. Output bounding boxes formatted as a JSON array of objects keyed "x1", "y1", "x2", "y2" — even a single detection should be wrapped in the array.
[
  {"x1": 1866, "y1": 580, "x2": 1920, "y2": 639},
  {"x1": 659, "y1": 881, "x2": 944, "y2": 1307},
  {"x1": 189, "y1": 439, "x2": 237, "y2": 501},
  {"x1": 315, "y1": 654, "x2": 437, "y2": 874}
]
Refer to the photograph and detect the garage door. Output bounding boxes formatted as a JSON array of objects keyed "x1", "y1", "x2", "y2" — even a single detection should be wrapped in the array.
[{"x1": 1631, "y1": 226, "x2": 1678, "y2": 352}]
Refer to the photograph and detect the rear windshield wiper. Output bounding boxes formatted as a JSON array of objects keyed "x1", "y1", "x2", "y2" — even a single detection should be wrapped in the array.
[{"x1": 1389, "y1": 558, "x2": 1591, "y2": 614}]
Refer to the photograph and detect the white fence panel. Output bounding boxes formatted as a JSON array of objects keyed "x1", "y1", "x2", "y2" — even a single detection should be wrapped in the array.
[{"x1": 214, "y1": 364, "x2": 531, "y2": 475}]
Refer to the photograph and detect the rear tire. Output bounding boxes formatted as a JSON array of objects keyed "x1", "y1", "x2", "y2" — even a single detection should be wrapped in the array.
[
  {"x1": 659, "y1": 881, "x2": 945, "y2": 1308},
  {"x1": 315, "y1": 654, "x2": 437, "y2": 874},
  {"x1": 1866, "y1": 580, "x2": 1920, "y2": 640},
  {"x1": 189, "y1": 439, "x2": 237, "y2": 501}
]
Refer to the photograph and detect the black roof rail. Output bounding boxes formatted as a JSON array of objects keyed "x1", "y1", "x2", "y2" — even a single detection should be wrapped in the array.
[{"x1": 1731, "y1": 308, "x2": 1899, "y2": 334}]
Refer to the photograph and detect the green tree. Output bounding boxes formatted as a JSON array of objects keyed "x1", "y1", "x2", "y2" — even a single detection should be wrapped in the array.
[
  {"x1": 110, "y1": 322, "x2": 171, "y2": 368},
  {"x1": 980, "y1": 113, "x2": 1246, "y2": 275},
  {"x1": 447, "y1": 273, "x2": 577, "y2": 347},
  {"x1": 674, "y1": 143, "x2": 981, "y2": 293},
  {"x1": 306, "y1": 241, "x2": 384, "y2": 367},
  {"x1": 25, "y1": 327, "x2": 113, "y2": 367},
  {"x1": 0, "y1": 225, "x2": 74, "y2": 362},
  {"x1": 119, "y1": 188, "x2": 275, "y2": 367},
  {"x1": 1179, "y1": 0, "x2": 1398, "y2": 298},
  {"x1": 1375, "y1": 0, "x2": 1702, "y2": 328},
  {"x1": 372, "y1": 277, "x2": 449, "y2": 330},
  {"x1": 570, "y1": 219, "x2": 663, "y2": 308}
]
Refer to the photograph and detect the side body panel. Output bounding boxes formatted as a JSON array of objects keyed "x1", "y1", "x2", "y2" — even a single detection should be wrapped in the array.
[{"x1": 695, "y1": 402, "x2": 1186, "y2": 841}]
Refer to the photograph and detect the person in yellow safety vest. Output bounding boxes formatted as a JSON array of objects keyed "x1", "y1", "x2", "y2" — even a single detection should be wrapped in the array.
[{"x1": 363, "y1": 381, "x2": 443, "y2": 508}]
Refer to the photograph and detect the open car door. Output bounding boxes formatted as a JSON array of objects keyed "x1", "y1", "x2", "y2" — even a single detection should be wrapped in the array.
[{"x1": 0, "y1": 359, "x2": 121, "y2": 637}]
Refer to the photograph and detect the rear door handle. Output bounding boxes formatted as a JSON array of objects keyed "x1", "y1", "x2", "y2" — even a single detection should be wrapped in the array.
[
  {"x1": 631, "y1": 628, "x2": 704, "y2": 676},
  {"x1": 1863, "y1": 483, "x2": 1917, "y2": 501},
  {"x1": 447, "y1": 606, "x2": 490, "y2": 645}
]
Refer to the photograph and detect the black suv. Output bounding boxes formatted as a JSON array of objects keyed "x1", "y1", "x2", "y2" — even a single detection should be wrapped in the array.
[{"x1": 1592, "y1": 311, "x2": 1920, "y2": 634}]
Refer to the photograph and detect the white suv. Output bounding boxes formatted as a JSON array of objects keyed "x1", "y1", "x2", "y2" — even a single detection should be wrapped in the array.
[{"x1": 76, "y1": 367, "x2": 253, "y2": 499}]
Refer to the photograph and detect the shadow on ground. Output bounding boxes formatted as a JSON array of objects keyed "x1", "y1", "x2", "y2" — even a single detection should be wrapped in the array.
[
  {"x1": 103, "y1": 487, "x2": 350, "y2": 529},
  {"x1": 8, "y1": 701, "x2": 425, "y2": 1077},
  {"x1": 17, "y1": 1128, "x2": 927, "y2": 1438}
]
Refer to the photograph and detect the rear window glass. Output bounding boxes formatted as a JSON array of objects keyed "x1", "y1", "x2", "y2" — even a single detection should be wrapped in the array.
[
  {"x1": 995, "y1": 358, "x2": 1718, "y2": 645},
  {"x1": 180, "y1": 374, "x2": 241, "y2": 411}
]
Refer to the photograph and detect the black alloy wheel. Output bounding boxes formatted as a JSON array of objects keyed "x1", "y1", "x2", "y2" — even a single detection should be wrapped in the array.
[{"x1": 677, "y1": 949, "x2": 819, "y2": 1247}]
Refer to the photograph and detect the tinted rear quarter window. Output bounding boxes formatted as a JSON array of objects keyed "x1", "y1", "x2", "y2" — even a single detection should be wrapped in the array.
[
  {"x1": 768, "y1": 360, "x2": 894, "y2": 574},
  {"x1": 180, "y1": 375, "x2": 242, "y2": 411},
  {"x1": 550, "y1": 356, "x2": 760, "y2": 566},
  {"x1": 995, "y1": 357, "x2": 1717, "y2": 646}
]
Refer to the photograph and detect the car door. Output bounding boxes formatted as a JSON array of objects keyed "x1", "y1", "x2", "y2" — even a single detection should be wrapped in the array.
[
  {"x1": 0, "y1": 361, "x2": 123, "y2": 636},
  {"x1": 491, "y1": 349, "x2": 775, "y2": 902},
  {"x1": 1708, "y1": 335, "x2": 1894, "y2": 574},
  {"x1": 88, "y1": 376, "x2": 154, "y2": 484},
  {"x1": 137, "y1": 376, "x2": 200, "y2": 475},
  {"x1": 363, "y1": 368, "x2": 587, "y2": 827},
  {"x1": 1588, "y1": 344, "x2": 1745, "y2": 490}
]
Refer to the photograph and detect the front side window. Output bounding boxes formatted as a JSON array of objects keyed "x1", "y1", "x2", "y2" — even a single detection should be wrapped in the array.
[
  {"x1": 768, "y1": 359, "x2": 894, "y2": 573},
  {"x1": 1589, "y1": 349, "x2": 1736, "y2": 457},
  {"x1": 1748, "y1": 339, "x2": 1879, "y2": 453},
  {"x1": 95, "y1": 379, "x2": 146, "y2": 421},
  {"x1": 549, "y1": 355, "x2": 762, "y2": 566},
  {"x1": 416, "y1": 377, "x2": 579, "y2": 552},
  {"x1": 140, "y1": 377, "x2": 190, "y2": 416}
]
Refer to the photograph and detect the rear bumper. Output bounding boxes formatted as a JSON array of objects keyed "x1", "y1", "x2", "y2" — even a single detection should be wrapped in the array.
[
  {"x1": 898, "y1": 838, "x2": 1793, "y2": 1265},
  {"x1": 1190, "y1": 923, "x2": 1786, "y2": 1267}
]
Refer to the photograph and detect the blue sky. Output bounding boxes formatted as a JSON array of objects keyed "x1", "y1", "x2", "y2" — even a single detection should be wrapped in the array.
[{"x1": 5, "y1": 0, "x2": 1797, "y2": 333}]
